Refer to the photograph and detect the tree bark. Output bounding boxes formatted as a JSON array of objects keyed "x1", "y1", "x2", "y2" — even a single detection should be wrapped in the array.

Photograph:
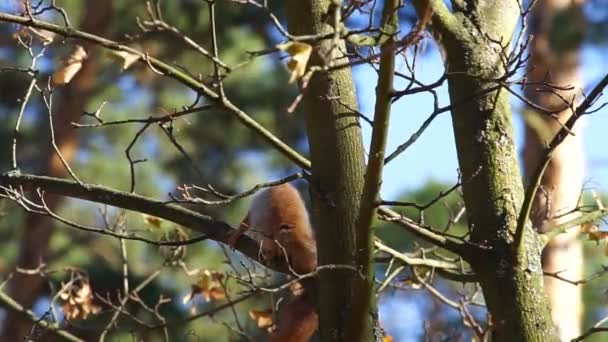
[
  {"x1": 1, "y1": 1, "x2": 112, "y2": 339},
  {"x1": 411, "y1": 1, "x2": 558, "y2": 340},
  {"x1": 286, "y1": 1, "x2": 372, "y2": 341},
  {"x1": 524, "y1": 0, "x2": 586, "y2": 340}
]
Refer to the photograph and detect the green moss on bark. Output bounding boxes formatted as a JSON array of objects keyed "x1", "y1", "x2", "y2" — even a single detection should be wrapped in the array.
[{"x1": 286, "y1": 1, "x2": 371, "y2": 341}]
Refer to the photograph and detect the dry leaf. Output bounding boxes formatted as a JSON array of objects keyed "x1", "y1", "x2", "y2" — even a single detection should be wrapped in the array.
[
  {"x1": 289, "y1": 281, "x2": 304, "y2": 296},
  {"x1": 142, "y1": 214, "x2": 163, "y2": 228},
  {"x1": 402, "y1": 277, "x2": 423, "y2": 289},
  {"x1": 59, "y1": 279, "x2": 100, "y2": 320},
  {"x1": 249, "y1": 309, "x2": 274, "y2": 328},
  {"x1": 277, "y1": 41, "x2": 312, "y2": 83},
  {"x1": 383, "y1": 336, "x2": 394, "y2": 342},
  {"x1": 581, "y1": 223, "x2": 608, "y2": 243},
  {"x1": 581, "y1": 222, "x2": 597, "y2": 233},
  {"x1": 587, "y1": 230, "x2": 608, "y2": 244},
  {"x1": 52, "y1": 46, "x2": 87, "y2": 85},
  {"x1": 159, "y1": 226, "x2": 189, "y2": 262},
  {"x1": 28, "y1": 28, "x2": 55, "y2": 45},
  {"x1": 182, "y1": 270, "x2": 226, "y2": 303},
  {"x1": 111, "y1": 50, "x2": 141, "y2": 70}
]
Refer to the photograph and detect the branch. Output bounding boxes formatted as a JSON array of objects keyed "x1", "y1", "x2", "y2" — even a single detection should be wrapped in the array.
[
  {"x1": 516, "y1": 72, "x2": 608, "y2": 257},
  {"x1": 148, "y1": 291, "x2": 257, "y2": 331},
  {"x1": 572, "y1": 327, "x2": 608, "y2": 342},
  {"x1": 541, "y1": 208, "x2": 608, "y2": 245},
  {"x1": 572, "y1": 316, "x2": 608, "y2": 342},
  {"x1": 355, "y1": 0, "x2": 398, "y2": 270},
  {"x1": 0, "y1": 289, "x2": 84, "y2": 342},
  {"x1": 8, "y1": 189, "x2": 211, "y2": 247},
  {"x1": 377, "y1": 207, "x2": 469, "y2": 257},
  {"x1": 543, "y1": 265, "x2": 608, "y2": 286},
  {"x1": 411, "y1": 0, "x2": 457, "y2": 40},
  {"x1": 0, "y1": 12, "x2": 468, "y2": 260},
  {"x1": 375, "y1": 239, "x2": 469, "y2": 270},
  {"x1": 0, "y1": 12, "x2": 310, "y2": 169},
  {"x1": 381, "y1": 169, "x2": 471, "y2": 211},
  {"x1": 0, "y1": 172, "x2": 294, "y2": 273},
  {"x1": 351, "y1": 1, "x2": 399, "y2": 338}
]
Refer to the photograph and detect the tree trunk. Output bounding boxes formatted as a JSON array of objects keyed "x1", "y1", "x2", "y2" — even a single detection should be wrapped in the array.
[
  {"x1": 524, "y1": 0, "x2": 586, "y2": 340},
  {"x1": 1, "y1": 1, "x2": 112, "y2": 339},
  {"x1": 286, "y1": 1, "x2": 372, "y2": 341},
  {"x1": 411, "y1": 1, "x2": 558, "y2": 340}
]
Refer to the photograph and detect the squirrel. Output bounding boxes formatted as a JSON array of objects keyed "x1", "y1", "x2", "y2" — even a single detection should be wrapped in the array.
[
  {"x1": 269, "y1": 290, "x2": 318, "y2": 342},
  {"x1": 229, "y1": 183, "x2": 317, "y2": 275},
  {"x1": 227, "y1": 183, "x2": 318, "y2": 341}
]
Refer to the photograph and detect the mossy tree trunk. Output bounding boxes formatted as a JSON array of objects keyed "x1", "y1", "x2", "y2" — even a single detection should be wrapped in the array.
[
  {"x1": 286, "y1": 0, "x2": 564, "y2": 340},
  {"x1": 524, "y1": 0, "x2": 586, "y2": 340},
  {"x1": 286, "y1": 1, "x2": 372, "y2": 341},
  {"x1": 411, "y1": 1, "x2": 558, "y2": 341}
]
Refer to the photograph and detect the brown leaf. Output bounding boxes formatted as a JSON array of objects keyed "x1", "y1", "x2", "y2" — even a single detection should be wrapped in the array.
[
  {"x1": 249, "y1": 309, "x2": 274, "y2": 328},
  {"x1": 59, "y1": 279, "x2": 100, "y2": 320},
  {"x1": 588, "y1": 230, "x2": 608, "y2": 244},
  {"x1": 289, "y1": 281, "x2": 304, "y2": 296},
  {"x1": 183, "y1": 270, "x2": 226, "y2": 303},
  {"x1": 583, "y1": 224, "x2": 608, "y2": 243},
  {"x1": 110, "y1": 50, "x2": 141, "y2": 70},
  {"x1": 52, "y1": 46, "x2": 87, "y2": 85},
  {"x1": 580, "y1": 222, "x2": 597, "y2": 233},
  {"x1": 402, "y1": 277, "x2": 423, "y2": 290}
]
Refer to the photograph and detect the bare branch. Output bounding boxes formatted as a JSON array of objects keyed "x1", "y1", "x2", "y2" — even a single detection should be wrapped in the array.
[
  {"x1": 0, "y1": 289, "x2": 84, "y2": 342},
  {"x1": 0, "y1": 172, "x2": 301, "y2": 273},
  {"x1": 516, "y1": 72, "x2": 608, "y2": 257}
]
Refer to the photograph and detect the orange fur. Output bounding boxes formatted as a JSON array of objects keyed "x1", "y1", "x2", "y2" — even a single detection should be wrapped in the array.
[
  {"x1": 269, "y1": 294, "x2": 318, "y2": 342},
  {"x1": 229, "y1": 183, "x2": 319, "y2": 341},
  {"x1": 230, "y1": 183, "x2": 317, "y2": 274}
]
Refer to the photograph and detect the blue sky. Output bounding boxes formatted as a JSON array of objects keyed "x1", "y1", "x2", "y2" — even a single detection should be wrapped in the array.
[
  {"x1": 354, "y1": 43, "x2": 608, "y2": 200},
  {"x1": 357, "y1": 41, "x2": 608, "y2": 342}
]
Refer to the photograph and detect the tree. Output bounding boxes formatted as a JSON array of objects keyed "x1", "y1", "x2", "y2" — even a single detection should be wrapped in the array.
[
  {"x1": 523, "y1": 0, "x2": 586, "y2": 340},
  {"x1": 0, "y1": 1, "x2": 113, "y2": 339},
  {"x1": 0, "y1": 1, "x2": 607, "y2": 341}
]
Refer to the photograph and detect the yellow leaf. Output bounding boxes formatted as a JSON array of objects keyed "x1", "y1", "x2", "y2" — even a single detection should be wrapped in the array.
[
  {"x1": 142, "y1": 214, "x2": 163, "y2": 228},
  {"x1": 249, "y1": 309, "x2": 274, "y2": 328},
  {"x1": 383, "y1": 336, "x2": 394, "y2": 342},
  {"x1": 277, "y1": 41, "x2": 312, "y2": 83},
  {"x1": 52, "y1": 46, "x2": 87, "y2": 85}
]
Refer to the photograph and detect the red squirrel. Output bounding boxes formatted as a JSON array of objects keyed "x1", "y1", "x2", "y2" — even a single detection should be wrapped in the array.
[
  {"x1": 228, "y1": 183, "x2": 318, "y2": 341},
  {"x1": 230, "y1": 183, "x2": 317, "y2": 275},
  {"x1": 269, "y1": 292, "x2": 318, "y2": 342}
]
